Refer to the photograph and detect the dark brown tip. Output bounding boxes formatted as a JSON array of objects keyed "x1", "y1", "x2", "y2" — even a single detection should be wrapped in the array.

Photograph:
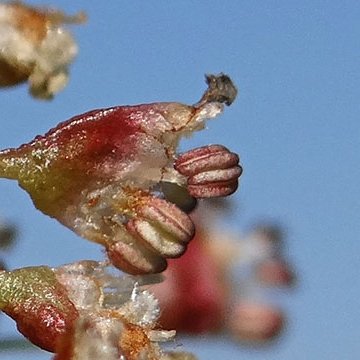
[{"x1": 197, "y1": 73, "x2": 238, "y2": 106}]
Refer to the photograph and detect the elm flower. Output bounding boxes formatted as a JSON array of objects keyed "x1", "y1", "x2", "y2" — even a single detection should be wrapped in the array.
[{"x1": 0, "y1": 74, "x2": 242, "y2": 274}]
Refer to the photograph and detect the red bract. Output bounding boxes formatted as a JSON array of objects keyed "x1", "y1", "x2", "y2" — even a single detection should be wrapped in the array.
[{"x1": 0, "y1": 74, "x2": 242, "y2": 274}]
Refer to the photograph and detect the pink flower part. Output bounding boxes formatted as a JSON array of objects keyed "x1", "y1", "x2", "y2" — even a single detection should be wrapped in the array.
[{"x1": 229, "y1": 302, "x2": 285, "y2": 343}]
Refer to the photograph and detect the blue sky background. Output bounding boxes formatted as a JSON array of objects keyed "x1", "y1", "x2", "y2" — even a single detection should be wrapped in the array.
[{"x1": 0, "y1": 1, "x2": 360, "y2": 359}]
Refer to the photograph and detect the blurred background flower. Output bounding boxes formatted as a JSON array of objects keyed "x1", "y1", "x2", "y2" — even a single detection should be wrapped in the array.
[
  {"x1": 0, "y1": 1, "x2": 85, "y2": 99},
  {"x1": 150, "y1": 199, "x2": 296, "y2": 344}
]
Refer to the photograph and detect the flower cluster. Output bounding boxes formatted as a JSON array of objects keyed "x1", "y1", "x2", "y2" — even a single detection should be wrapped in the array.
[{"x1": 0, "y1": 74, "x2": 242, "y2": 358}]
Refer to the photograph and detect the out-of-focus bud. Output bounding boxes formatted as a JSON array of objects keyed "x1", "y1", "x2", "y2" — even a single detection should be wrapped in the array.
[
  {"x1": 0, "y1": 1, "x2": 85, "y2": 99},
  {"x1": 256, "y1": 258, "x2": 296, "y2": 287},
  {"x1": 228, "y1": 302, "x2": 285, "y2": 344},
  {"x1": 0, "y1": 74, "x2": 241, "y2": 274}
]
